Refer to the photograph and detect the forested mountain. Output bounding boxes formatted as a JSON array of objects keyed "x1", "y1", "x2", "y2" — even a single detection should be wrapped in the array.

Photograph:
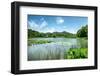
[
  {"x1": 28, "y1": 25, "x2": 87, "y2": 38},
  {"x1": 28, "y1": 29, "x2": 76, "y2": 38}
]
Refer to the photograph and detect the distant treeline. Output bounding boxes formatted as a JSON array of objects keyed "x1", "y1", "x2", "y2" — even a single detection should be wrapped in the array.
[
  {"x1": 28, "y1": 25, "x2": 87, "y2": 38},
  {"x1": 28, "y1": 30, "x2": 76, "y2": 38}
]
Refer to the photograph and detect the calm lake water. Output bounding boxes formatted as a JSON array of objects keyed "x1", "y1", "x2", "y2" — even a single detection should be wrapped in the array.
[{"x1": 28, "y1": 38, "x2": 87, "y2": 61}]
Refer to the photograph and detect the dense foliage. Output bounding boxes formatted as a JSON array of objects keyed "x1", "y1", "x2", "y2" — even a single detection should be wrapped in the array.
[
  {"x1": 64, "y1": 48, "x2": 88, "y2": 59},
  {"x1": 28, "y1": 29, "x2": 76, "y2": 38},
  {"x1": 77, "y1": 25, "x2": 88, "y2": 37}
]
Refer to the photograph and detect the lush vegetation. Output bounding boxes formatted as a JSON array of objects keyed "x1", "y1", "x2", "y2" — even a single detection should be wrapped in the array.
[
  {"x1": 28, "y1": 39, "x2": 52, "y2": 45},
  {"x1": 77, "y1": 25, "x2": 88, "y2": 37},
  {"x1": 63, "y1": 25, "x2": 88, "y2": 59},
  {"x1": 28, "y1": 29, "x2": 76, "y2": 38},
  {"x1": 28, "y1": 25, "x2": 87, "y2": 38},
  {"x1": 64, "y1": 48, "x2": 88, "y2": 59}
]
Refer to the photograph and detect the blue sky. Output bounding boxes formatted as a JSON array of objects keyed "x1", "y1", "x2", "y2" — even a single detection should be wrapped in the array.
[{"x1": 28, "y1": 15, "x2": 88, "y2": 34}]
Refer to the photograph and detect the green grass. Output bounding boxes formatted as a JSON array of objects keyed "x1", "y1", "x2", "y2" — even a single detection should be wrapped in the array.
[
  {"x1": 64, "y1": 48, "x2": 88, "y2": 59},
  {"x1": 28, "y1": 39, "x2": 52, "y2": 45}
]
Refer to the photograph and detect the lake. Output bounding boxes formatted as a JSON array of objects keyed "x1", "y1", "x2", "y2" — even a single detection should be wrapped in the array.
[{"x1": 28, "y1": 38, "x2": 87, "y2": 61}]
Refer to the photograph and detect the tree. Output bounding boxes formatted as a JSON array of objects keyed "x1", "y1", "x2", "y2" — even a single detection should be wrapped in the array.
[
  {"x1": 28, "y1": 29, "x2": 76, "y2": 38},
  {"x1": 28, "y1": 29, "x2": 39, "y2": 38},
  {"x1": 77, "y1": 25, "x2": 88, "y2": 37}
]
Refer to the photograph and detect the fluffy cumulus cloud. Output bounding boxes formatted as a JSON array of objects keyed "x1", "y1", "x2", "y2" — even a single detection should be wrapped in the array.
[
  {"x1": 56, "y1": 17, "x2": 64, "y2": 24},
  {"x1": 28, "y1": 17, "x2": 65, "y2": 33}
]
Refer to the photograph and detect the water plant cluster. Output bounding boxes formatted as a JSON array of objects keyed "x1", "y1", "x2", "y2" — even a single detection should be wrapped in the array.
[{"x1": 28, "y1": 39, "x2": 52, "y2": 45}]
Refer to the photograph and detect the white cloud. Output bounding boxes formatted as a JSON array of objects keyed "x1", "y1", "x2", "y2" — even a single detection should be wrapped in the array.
[
  {"x1": 28, "y1": 17, "x2": 62, "y2": 33},
  {"x1": 28, "y1": 19, "x2": 48, "y2": 31},
  {"x1": 28, "y1": 20, "x2": 38, "y2": 29},
  {"x1": 28, "y1": 17, "x2": 65, "y2": 33},
  {"x1": 40, "y1": 20, "x2": 47, "y2": 29},
  {"x1": 56, "y1": 17, "x2": 64, "y2": 24}
]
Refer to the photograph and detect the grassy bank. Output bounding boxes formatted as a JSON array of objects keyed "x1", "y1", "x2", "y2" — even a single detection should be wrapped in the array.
[
  {"x1": 64, "y1": 48, "x2": 88, "y2": 59},
  {"x1": 28, "y1": 39, "x2": 52, "y2": 45}
]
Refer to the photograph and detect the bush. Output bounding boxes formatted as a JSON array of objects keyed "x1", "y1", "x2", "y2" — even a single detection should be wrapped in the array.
[{"x1": 64, "y1": 48, "x2": 88, "y2": 59}]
